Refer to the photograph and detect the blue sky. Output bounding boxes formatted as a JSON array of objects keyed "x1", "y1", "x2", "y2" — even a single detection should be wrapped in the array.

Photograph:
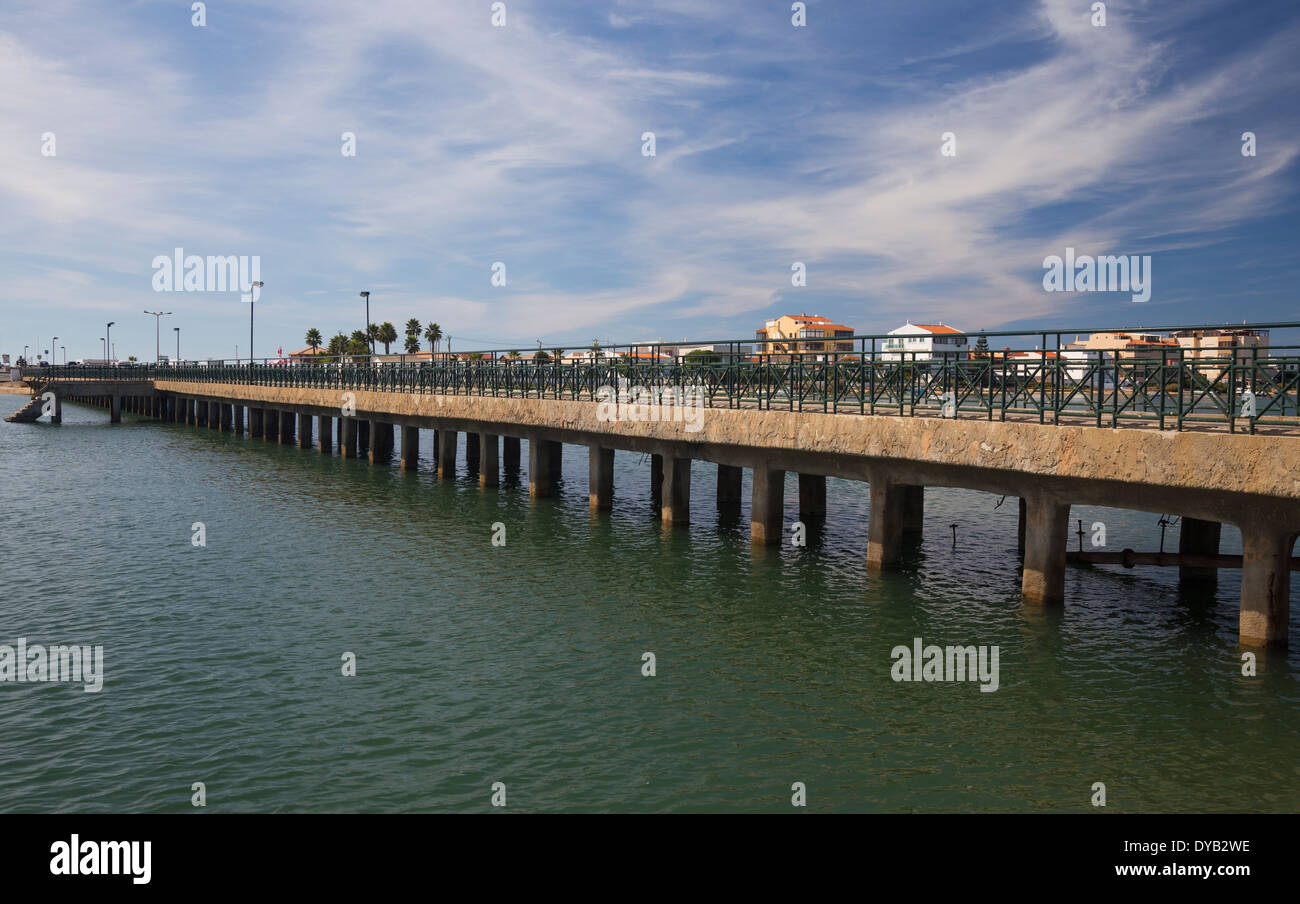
[{"x1": 1, "y1": 0, "x2": 1298, "y2": 361}]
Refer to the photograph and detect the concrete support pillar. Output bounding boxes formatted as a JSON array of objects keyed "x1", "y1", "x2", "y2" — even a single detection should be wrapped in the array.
[
  {"x1": 336, "y1": 416, "x2": 343, "y2": 449},
  {"x1": 264, "y1": 409, "x2": 279, "y2": 441},
  {"x1": 1178, "y1": 517, "x2": 1222, "y2": 582},
  {"x1": 902, "y1": 485, "x2": 924, "y2": 535},
  {"x1": 799, "y1": 473, "x2": 827, "y2": 520},
  {"x1": 369, "y1": 421, "x2": 394, "y2": 463},
  {"x1": 250, "y1": 408, "x2": 264, "y2": 438},
  {"x1": 549, "y1": 442, "x2": 564, "y2": 480},
  {"x1": 661, "y1": 456, "x2": 691, "y2": 524},
  {"x1": 341, "y1": 418, "x2": 359, "y2": 459},
  {"x1": 1017, "y1": 497, "x2": 1028, "y2": 555},
  {"x1": 503, "y1": 436, "x2": 521, "y2": 472},
  {"x1": 298, "y1": 412, "x2": 313, "y2": 449},
  {"x1": 438, "y1": 428, "x2": 458, "y2": 478},
  {"x1": 209, "y1": 402, "x2": 220, "y2": 429},
  {"x1": 196, "y1": 401, "x2": 208, "y2": 427},
  {"x1": 279, "y1": 410, "x2": 295, "y2": 444},
  {"x1": 529, "y1": 436, "x2": 557, "y2": 498},
  {"x1": 717, "y1": 464, "x2": 743, "y2": 507},
  {"x1": 400, "y1": 425, "x2": 418, "y2": 470},
  {"x1": 651, "y1": 454, "x2": 664, "y2": 507},
  {"x1": 466, "y1": 432, "x2": 480, "y2": 471},
  {"x1": 589, "y1": 446, "x2": 614, "y2": 510},
  {"x1": 358, "y1": 420, "x2": 370, "y2": 455},
  {"x1": 219, "y1": 404, "x2": 233, "y2": 432},
  {"x1": 1238, "y1": 524, "x2": 1293, "y2": 648},
  {"x1": 480, "y1": 433, "x2": 499, "y2": 487},
  {"x1": 1021, "y1": 496, "x2": 1070, "y2": 605},
  {"x1": 110, "y1": 395, "x2": 121, "y2": 423},
  {"x1": 232, "y1": 405, "x2": 244, "y2": 435},
  {"x1": 319, "y1": 415, "x2": 333, "y2": 454},
  {"x1": 867, "y1": 479, "x2": 906, "y2": 571},
  {"x1": 750, "y1": 466, "x2": 784, "y2": 545}
]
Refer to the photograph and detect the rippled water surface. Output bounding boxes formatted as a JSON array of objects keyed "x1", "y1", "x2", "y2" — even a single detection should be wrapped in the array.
[{"x1": 1, "y1": 400, "x2": 1297, "y2": 812}]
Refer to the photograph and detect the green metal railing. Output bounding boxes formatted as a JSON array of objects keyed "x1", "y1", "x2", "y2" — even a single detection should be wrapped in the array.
[{"x1": 22, "y1": 321, "x2": 1300, "y2": 433}]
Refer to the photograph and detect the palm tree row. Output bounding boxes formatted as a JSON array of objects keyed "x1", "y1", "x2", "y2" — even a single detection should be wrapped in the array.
[{"x1": 305, "y1": 318, "x2": 444, "y2": 359}]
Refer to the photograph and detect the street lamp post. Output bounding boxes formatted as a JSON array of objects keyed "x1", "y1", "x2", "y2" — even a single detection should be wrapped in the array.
[
  {"x1": 106, "y1": 322, "x2": 115, "y2": 365},
  {"x1": 174, "y1": 326, "x2": 180, "y2": 363},
  {"x1": 60, "y1": 346, "x2": 66, "y2": 365},
  {"x1": 249, "y1": 281, "x2": 264, "y2": 368},
  {"x1": 51, "y1": 337, "x2": 58, "y2": 365},
  {"x1": 100, "y1": 338, "x2": 105, "y2": 361},
  {"x1": 23, "y1": 345, "x2": 28, "y2": 365},
  {"x1": 359, "y1": 291, "x2": 372, "y2": 355},
  {"x1": 144, "y1": 311, "x2": 172, "y2": 363}
]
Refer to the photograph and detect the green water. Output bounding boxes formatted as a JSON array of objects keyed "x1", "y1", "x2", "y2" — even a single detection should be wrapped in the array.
[{"x1": 0, "y1": 401, "x2": 1296, "y2": 812}]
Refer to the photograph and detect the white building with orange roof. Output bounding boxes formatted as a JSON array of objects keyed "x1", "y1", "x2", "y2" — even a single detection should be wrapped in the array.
[{"x1": 882, "y1": 322, "x2": 968, "y2": 362}]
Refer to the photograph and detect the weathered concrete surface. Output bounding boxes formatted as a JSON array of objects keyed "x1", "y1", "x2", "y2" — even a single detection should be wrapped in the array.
[{"x1": 147, "y1": 381, "x2": 1300, "y2": 531}]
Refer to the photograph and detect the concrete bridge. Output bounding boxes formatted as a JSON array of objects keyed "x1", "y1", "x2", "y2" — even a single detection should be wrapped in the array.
[{"x1": 15, "y1": 372, "x2": 1300, "y2": 649}]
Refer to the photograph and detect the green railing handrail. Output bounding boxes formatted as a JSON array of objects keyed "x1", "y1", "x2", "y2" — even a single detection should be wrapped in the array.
[{"x1": 23, "y1": 339, "x2": 1300, "y2": 435}]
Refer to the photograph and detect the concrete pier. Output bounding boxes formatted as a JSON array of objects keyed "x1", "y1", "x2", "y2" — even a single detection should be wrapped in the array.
[
  {"x1": 369, "y1": 421, "x2": 394, "y2": 463},
  {"x1": 1179, "y1": 518, "x2": 1222, "y2": 582},
  {"x1": 438, "y1": 428, "x2": 457, "y2": 478},
  {"x1": 219, "y1": 403, "x2": 232, "y2": 432},
  {"x1": 529, "y1": 436, "x2": 557, "y2": 498},
  {"x1": 650, "y1": 454, "x2": 663, "y2": 508},
  {"x1": 298, "y1": 412, "x2": 313, "y2": 449},
  {"x1": 340, "y1": 417, "x2": 359, "y2": 459},
  {"x1": 1022, "y1": 496, "x2": 1070, "y2": 605},
  {"x1": 589, "y1": 446, "x2": 614, "y2": 510},
  {"x1": 30, "y1": 372, "x2": 1299, "y2": 649},
  {"x1": 902, "y1": 485, "x2": 924, "y2": 536},
  {"x1": 661, "y1": 456, "x2": 691, "y2": 524},
  {"x1": 751, "y1": 466, "x2": 784, "y2": 545},
  {"x1": 549, "y1": 442, "x2": 563, "y2": 480},
  {"x1": 867, "y1": 479, "x2": 904, "y2": 570},
  {"x1": 250, "y1": 408, "x2": 264, "y2": 439},
  {"x1": 358, "y1": 421, "x2": 370, "y2": 455},
  {"x1": 480, "y1": 433, "x2": 499, "y2": 487},
  {"x1": 233, "y1": 404, "x2": 244, "y2": 435},
  {"x1": 717, "y1": 464, "x2": 743, "y2": 507},
  {"x1": 318, "y1": 415, "x2": 332, "y2": 453},
  {"x1": 279, "y1": 410, "x2": 295, "y2": 444},
  {"x1": 1239, "y1": 524, "x2": 1294, "y2": 648},
  {"x1": 400, "y1": 425, "x2": 418, "y2": 470},
  {"x1": 799, "y1": 473, "x2": 826, "y2": 520},
  {"x1": 466, "y1": 432, "x2": 480, "y2": 471}
]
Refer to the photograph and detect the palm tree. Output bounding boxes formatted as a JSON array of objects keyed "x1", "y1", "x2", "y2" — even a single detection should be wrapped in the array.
[
  {"x1": 507, "y1": 350, "x2": 520, "y2": 359},
  {"x1": 366, "y1": 323, "x2": 381, "y2": 353},
  {"x1": 305, "y1": 328, "x2": 322, "y2": 355},
  {"x1": 377, "y1": 321, "x2": 398, "y2": 355},
  {"x1": 404, "y1": 318, "x2": 422, "y2": 355},
  {"x1": 348, "y1": 330, "x2": 370, "y2": 358},
  {"x1": 424, "y1": 322, "x2": 443, "y2": 358},
  {"x1": 328, "y1": 332, "x2": 348, "y2": 356}
]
